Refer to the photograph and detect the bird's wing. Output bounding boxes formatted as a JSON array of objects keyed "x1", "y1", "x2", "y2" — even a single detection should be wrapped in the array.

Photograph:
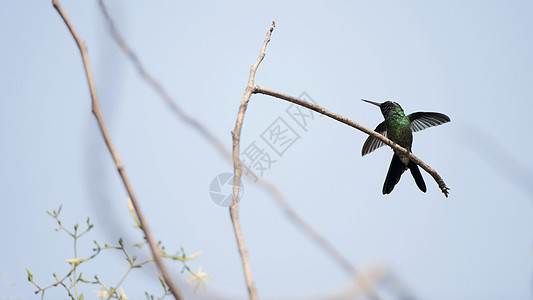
[
  {"x1": 408, "y1": 112, "x2": 451, "y2": 132},
  {"x1": 362, "y1": 121, "x2": 387, "y2": 156}
]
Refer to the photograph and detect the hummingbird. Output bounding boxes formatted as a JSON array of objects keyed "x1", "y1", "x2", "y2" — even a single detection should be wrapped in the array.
[{"x1": 361, "y1": 99, "x2": 450, "y2": 194}]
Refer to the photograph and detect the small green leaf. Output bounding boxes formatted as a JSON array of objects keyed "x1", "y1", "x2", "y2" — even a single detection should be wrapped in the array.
[{"x1": 26, "y1": 268, "x2": 33, "y2": 282}]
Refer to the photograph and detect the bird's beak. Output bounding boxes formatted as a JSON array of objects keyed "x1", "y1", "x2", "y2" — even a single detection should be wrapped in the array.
[{"x1": 361, "y1": 99, "x2": 381, "y2": 107}]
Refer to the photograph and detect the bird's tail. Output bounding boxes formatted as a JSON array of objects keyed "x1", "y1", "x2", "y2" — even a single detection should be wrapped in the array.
[
  {"x1": 383, "y1": 154, "x2": 407, "y2": 194},
  {"x1": 408, "y1": 160, "x2": 426, "y2": 193}
]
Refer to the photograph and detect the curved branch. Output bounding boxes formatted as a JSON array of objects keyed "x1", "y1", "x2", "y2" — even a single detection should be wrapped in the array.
[
  {"x1": 230, "y1": 21, "x2": 276, "y2": 300},
  {"x1": 52, "y1": 1, "x2": 185, "y2": 299},
  {"x1": 253, "y1": 85, "x2": 450, "y2": 197}
]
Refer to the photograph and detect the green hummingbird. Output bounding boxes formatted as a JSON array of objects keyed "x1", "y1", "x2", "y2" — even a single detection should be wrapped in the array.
[{"x1": 361, "y1": 99, "x2": 450, "y2": 194}]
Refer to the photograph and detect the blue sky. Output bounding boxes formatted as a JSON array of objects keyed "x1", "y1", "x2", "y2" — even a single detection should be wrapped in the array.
[{"x1": 1, "y1": 1, "x2": 532, "y2": 299}]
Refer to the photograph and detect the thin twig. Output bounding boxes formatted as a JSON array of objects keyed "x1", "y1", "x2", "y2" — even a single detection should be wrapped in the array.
[
  {"x1": 52, "y1": 1, "x2": 184, "y2": 299},
  {"x1": 230, "y1": 21, "x2": 276, "y2": 300},
  {"x1": 254, "y1": 85, "x2": 450, "y2": 197},
  {"x1": 231, "y1": 21, "x2": 274, "y2": 298}
]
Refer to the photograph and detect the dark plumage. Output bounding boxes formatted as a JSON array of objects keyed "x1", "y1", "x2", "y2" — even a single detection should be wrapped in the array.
[{"x1": 361, "y1": 100, "x2": 450, "y2": 194}]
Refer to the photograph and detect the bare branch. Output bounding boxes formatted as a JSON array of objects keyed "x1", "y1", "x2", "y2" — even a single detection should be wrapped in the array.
[
  {"x1": 254, "y1": 85, "x2": 450, "y2": 197},
  {"x1": 230, "y1": 21, "x2": 276, "y2": 300},
  {"x1": 52, "y1": 1, "x2": 184, "y2": 299}
]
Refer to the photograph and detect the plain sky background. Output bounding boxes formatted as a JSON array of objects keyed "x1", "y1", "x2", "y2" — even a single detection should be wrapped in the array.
[{"x1": 1, "y1": 1, "x2": 532, "y2": 299}]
